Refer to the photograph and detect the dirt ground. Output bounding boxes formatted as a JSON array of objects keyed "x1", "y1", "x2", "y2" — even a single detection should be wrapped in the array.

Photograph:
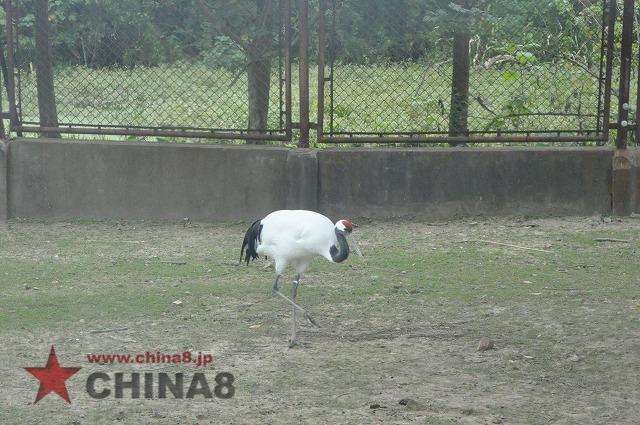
[{"x1": 0, "y1": 216, "x2": 638, "y2": 424}]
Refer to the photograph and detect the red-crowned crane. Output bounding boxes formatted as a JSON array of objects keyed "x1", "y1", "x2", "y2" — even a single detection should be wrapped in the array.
[{"x1": 240, "y1": 210, "x2": 354, "y2": 347}]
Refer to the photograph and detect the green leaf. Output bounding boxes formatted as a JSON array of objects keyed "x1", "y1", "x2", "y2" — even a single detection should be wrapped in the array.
[
  {"x1": 502, "y1": 70, "x2": 521, "y2": 82},
  {"x1": 516, "y1": 51, "x2": 537, "y2": 65}
]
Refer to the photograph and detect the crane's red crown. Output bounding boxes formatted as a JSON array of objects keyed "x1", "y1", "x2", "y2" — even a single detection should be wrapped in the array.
[{"x1": 341, "y1": 220, "x2": 353, "y2": 232}]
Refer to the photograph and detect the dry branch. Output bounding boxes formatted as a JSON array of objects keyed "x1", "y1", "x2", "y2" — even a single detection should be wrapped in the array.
[
  {"x1": 461, "y1": 239, "x2": 553, "y2": 253},
  {"x1": 594, "y1": 238, "x2": 631, "y2": 243},
  {"x1": 88, "y1": 327, "x2": 129, "y2": 334}
]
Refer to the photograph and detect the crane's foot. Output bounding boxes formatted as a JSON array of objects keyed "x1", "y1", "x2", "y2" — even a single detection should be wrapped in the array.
[
  {"x1": 288, "y1": 338, "x2": 311, "y2": 348},
  {"x1": 304, "y1": 311, "x2": 320, "y2": 328}
]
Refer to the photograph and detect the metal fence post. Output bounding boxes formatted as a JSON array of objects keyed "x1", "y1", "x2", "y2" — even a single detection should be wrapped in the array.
[
  {"x1": 297, "y1": 0, "x2": 310, "y2": 148},
  {"x1": 602, "y1": 0, "x2": 616, "y2": 141},
  {"x1": 5, "y1": 0, "x2": 19, "y2": 133},
  {"x1": 317, "y1": 0, "x2": 326, "y2": 143},
  {"x1": 284, "y1": 0, "x2": 293, "y2": 142},
  {"x1": 636, "y1": 19, "x2": 640, "y2": 145},
  {"x1": 617, "y1": 0, "x2": 634, "y2": 149}
]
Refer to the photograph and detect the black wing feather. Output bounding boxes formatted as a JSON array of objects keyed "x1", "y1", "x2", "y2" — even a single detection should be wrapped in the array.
[{"x1": 240, "y1": 219, "x2": 263, "y2": 265}]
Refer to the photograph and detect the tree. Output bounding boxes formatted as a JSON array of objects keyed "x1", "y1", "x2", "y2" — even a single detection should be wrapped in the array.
[
  {"x1": 330, "y1": 0, "x2": 433, "y2": 63},
  {"x1": 198, "y1": 0, "x2": 280, "y2": 142},
  {"x1": 427, "y1": 0, "x2": 487, "y2": 143},
  {"x1": 449, "y1": 15, "x2": 471, "y2": 141},
  {"x1": 34, "y1": 0, "x2": 60, "y2": 137},
  {"x1": 47, "y1": 0, "x2": 176, "y2": 68}
]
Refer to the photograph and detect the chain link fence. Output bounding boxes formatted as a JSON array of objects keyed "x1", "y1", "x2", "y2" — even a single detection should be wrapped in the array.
[
  {"x1": 8, "y1": 0, "x2": 291, "y2": 140},
  {"x1": 318, "y1": 0, "x2": 613, "y2": 144},
  {"x1": 0, "y1": 0, "x2": 627, "y2": 145}
]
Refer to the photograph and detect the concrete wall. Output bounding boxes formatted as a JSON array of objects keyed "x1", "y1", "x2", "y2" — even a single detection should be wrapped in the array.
[
  {"x1": 3, "y1": 139, "x2": 626, "y2": 222},
  {"x1": 7, "y1": 140, "x2": 290, "y2": 221},
  {"x1": 0, "y1": 142, "x2": 7, "y2": 220},
  {"x1": 317, "y1": 148, "x2": 615, "y2": 219},
  {"x1": 612, "y1": 148, "x2": 640, "y2": 215}
]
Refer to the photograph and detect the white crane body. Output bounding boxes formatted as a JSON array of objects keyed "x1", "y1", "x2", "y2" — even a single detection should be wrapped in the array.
[
  {"x1": 240, "y1": 209, "x2": 354, "y2": 346},
  {"x1": 257, "y1": 210, "x2": 339, "y2": 274}
]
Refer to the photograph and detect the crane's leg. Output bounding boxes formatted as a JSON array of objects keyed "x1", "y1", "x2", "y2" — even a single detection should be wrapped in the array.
[
  {"x1": 271, "y1": 274, "x2": 281, "y2": 293},
  {"x1": 289, "y1": 274, "x2": 300, "y2": 347},
  {"x1": 271, "y1": 275, "x2": 319, "y2": 328}
]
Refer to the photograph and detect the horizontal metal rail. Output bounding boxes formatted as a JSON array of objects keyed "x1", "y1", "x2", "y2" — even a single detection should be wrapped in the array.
[
  {"x1": 19, "y1": 121, "x2": 288, "y2": 133},
  {"x1": 18, "y1": 126, "x2": 290, "y2": 141},
  {"x1": 320, "y1": 134, "x2": 608, "y2": 144},
  {"x1": 326, "y1": 128, "x2": 603, "y2": 136}
]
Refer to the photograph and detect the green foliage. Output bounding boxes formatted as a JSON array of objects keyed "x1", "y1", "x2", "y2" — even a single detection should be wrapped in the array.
[
  {"x1": 11, "y1": 0, "x2": 279, "y2": 69},
  {"x1": 200, "y1": 36, "x2": 246, "y2": 71},
  {"x1": 7, "y1": 0, "x2": 604, "y2": 70},
  {"x1": 323, "y1": 0, "x2": 606, "y2": 79},
  {"x1": 332, "y1": 0, "x2": 434, "y2": 63}
]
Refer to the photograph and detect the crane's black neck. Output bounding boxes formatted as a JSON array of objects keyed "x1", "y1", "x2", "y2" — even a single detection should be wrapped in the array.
[{"x1": 329, "y1": 229, "x2": 350, "y2": 263}]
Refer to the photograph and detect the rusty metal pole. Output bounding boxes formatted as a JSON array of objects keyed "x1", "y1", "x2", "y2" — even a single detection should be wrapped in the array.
[
  {"x1": 5, "y1": 0, "x2": 19, "y2": 133},
  {"x1": 636, "y1": 19, "x2": 640, "y2": 145},
  {"x1": 602, "y1": 0, "x2": 616, "y2": 141},
  {"x1": 284, "y1": 0, "x2": 293, "y2": 141},
  {"x1": 297, "y1": 0, "x2": 310, "y2": 148},
  {"x1": 317, "y1": 0, "x2": 325, "y2": 142},
  {"x1": 616, "y1": 0, "x2": 634, "y2": 149},
  {"x1": 636, "y1": 48, "x2": 640, "y2": 145}
]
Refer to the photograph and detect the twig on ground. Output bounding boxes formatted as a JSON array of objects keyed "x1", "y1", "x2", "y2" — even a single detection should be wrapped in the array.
[
  {"x1": 85, "y1": 240, "x2": 145, "y2": 243},
  {"x1": 88, "y1": 327, "x2": 129, "y2": 334},
  {"x1": 594, "y1": 238, "x2": 630, "y2": 243},
  {"x1": 543, "y1": 287, "x2": 583, "y2": 291},
  {"x1": 333, "y1": 391, "x2": 356, "y2": 399},
  {"x1": 459, "y1": 239, "x2": 553, "y2": 253},
  {"x1": 406, "y1": 332, "x2": 464, "y2": 339},
  {"x1": 107, "y1": 334, "x2": 136, "y2": 343}
]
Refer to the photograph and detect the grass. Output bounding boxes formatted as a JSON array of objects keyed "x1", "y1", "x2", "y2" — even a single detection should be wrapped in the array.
[
  {"x1": 1, "y1": 218, "x2": 637, "y2": 329},
  {"x1": 329, "y1": 62, "x2": 600, "y2": 135},
  {"x1": 0, "y1": 217, "x2": 639, "y2": 423},
  {"x1": 14, "y1": 61, "x2": 607, "y2": 145},
  {"x1": 18, "y1": 64, "x2": 284, "y2": 132}
]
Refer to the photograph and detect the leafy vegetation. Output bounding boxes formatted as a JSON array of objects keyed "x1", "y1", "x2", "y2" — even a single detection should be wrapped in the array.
[{"x1": 8, "y1": 0, "x2": 603, "y2": 68}]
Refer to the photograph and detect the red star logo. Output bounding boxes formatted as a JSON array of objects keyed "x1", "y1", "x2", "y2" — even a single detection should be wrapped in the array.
[{"x1": 24, "y1": 346, "x2": 81, "y2": 404}]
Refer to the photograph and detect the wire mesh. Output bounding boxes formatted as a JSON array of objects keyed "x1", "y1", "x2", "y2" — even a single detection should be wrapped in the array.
[
  {"x1": 0, "y1": 0, "x2": 624, "y2": 144},
  {"x1": 10, "y1": 0, "x2": 291, "y2": 140},
  {"x1": 319, "y1": 0, "x2": 613, "y2": 143}
]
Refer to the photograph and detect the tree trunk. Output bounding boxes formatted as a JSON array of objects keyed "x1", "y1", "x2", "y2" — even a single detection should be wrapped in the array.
[
  {"x1": 0, "y1": 44, "x2": 10, "y2": 98},
  {"x1": 34, "y1": 0, "x2": 60, "y2": 138},
  {"x1": 247, "y1": 55, "x2": 272, "y2": 144},
  {"x1": 245, "y1": 0, "x2": 277, "y2": 144},
  {"x1": 0, "y1": 44, "x2": 9, "y2": 136},
  {"x1": 449, "y1": 28, "x2": 470, "y2": 146}
]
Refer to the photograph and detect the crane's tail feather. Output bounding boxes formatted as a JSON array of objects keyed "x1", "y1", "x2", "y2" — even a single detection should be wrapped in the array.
[{"x1": 240, "y1": 219, "x2": 263, "y2": 265}]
